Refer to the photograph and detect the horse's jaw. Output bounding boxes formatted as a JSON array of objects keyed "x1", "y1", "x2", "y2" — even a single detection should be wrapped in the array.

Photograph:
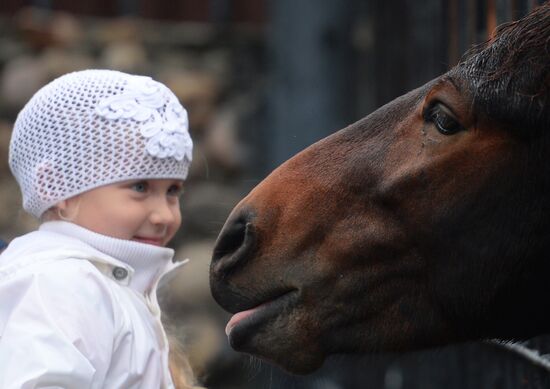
[{"x1": 209, "y1": 161, "x2": 460, "y2": 374}]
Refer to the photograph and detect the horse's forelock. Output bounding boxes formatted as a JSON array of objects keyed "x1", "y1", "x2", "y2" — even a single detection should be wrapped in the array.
[{"x1": 454, "y1": 3, "x2": 549, "y2": 137}]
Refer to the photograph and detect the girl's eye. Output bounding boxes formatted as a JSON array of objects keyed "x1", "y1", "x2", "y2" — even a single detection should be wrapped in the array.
[
  {"x1": 131, "y1": 181, "x2": 148, "y2": 193},
  {"x1": 424, "y1": 103, "x2": 463, "y2": 135},
  {"x1": 168, "y1": 184, "x2": 183, "y2": 197}
]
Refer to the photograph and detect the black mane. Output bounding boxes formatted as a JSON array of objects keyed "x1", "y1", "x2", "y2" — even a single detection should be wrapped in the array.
[{"x1": 454, "y1": 3, "x2": 549, "y2": 136}]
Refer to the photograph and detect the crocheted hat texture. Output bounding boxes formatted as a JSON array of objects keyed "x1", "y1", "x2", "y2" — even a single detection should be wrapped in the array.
[{"x1": 9, "y1": 69, "x2": 193, "y2": 218}]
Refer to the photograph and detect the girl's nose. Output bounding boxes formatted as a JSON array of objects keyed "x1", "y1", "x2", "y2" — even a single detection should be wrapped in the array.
[{"x1": 149, "y1": 199, "x2": 178, "y2": 226}]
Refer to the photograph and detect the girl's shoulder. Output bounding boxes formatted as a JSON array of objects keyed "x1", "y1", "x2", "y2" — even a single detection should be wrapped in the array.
[
  {"x1": 0, "y1": 256, "x2": 121, "y2": 371},
  {"x1": 1, "y1": 256, "x2": 117, "y2": 308},
  {"x1": 0, "y1": 233, "x2": 108, "y2": 285},
  {"x1": 1, "y1": 229, "x2": 117, "y2": 284},
  {"x1": 0, "y1": 232, "x2": 119, "y2": 314}
]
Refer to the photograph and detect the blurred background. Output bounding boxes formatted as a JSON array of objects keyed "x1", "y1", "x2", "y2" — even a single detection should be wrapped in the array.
[{"x1": 0, "y1": 1, "x2": 548, "y2": 388}]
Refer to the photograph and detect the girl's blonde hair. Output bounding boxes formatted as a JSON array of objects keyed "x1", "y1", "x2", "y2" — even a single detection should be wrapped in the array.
[
  {"x1": 164, "y1": 316, "x2": 205, "y2": 389},
  {"x1": 168, "y1": 334, "x2": 204, "y2": 389}
]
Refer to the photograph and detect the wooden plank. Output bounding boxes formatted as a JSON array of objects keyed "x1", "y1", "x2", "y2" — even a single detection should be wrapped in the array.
[
  {"x1": 497, "y1": 0, "x2": 513, "y2": 24},
  {"x1": 448, "y1": 0, "x2": 460, "y2": 66},
  {"x1": 0, "y1": 0, "x2": 32, "y2": 14},
  {"x1": 139, "y1": 0, "x2": 210, "y2": 21},
  {"x1": 516, "y1": 0, "x2": 530, "y2": 18},
  {"x1": 51, "y1": 0, "x2": 116, "y2": 16},
  {"x1": 267, "y1": 0, "x2": 354, "y2": 167},
  {"x1": 487, "y1": 0, "x2": 498, "y2": 38},
  {"x1": 466, "y1": 0, "x2": 477, "y2": 49},
  {"x1": 116, "y1": 0, "x2": 139, "y2": 16}
]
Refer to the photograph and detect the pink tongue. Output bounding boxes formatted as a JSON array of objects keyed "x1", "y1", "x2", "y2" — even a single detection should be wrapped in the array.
[{"x1": 225, "y1": 307, "x2": 259, "y2": 336}]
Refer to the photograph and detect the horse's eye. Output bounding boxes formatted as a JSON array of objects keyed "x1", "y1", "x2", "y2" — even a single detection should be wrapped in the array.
[{"x1": 424, "y1": 103, "x2": 463, "y2": 135}]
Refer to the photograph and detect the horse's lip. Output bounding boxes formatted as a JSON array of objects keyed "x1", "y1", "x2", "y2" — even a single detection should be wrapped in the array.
[{"x1": 225, "y1": 289, "x2": 298, "y2": 339}]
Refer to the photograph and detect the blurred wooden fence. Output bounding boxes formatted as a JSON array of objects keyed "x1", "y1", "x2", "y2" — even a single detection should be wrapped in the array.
[
  {"x1": 358, "y1": 0, "x2": 546, "y2": 116},
  {"x1": 267, "y1": 0, "x2": 550, "y2": 167},
  {"x1": 447, "y1": 0, "x2": 545, "y2": 66}
]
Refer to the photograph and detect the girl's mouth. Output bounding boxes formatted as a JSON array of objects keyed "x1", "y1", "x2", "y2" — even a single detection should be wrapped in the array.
[{"x1": 132, "y1": 236, "x2": 164, "y2": 246}]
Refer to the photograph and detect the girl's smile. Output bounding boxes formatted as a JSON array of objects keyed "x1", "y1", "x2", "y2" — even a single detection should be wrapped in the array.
[{"x1": 57, "y1": 179, "x2": 184, "y2": 247}]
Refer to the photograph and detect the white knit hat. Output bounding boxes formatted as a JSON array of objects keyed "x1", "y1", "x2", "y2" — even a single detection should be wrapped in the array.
[{"x1": 9, "y1": 69, "x2": 193, "y2": 218}]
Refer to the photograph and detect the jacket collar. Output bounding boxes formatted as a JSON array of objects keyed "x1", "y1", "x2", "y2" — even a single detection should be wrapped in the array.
[{"x1": 38, "y1": 221, "x2": 186, "y2": 294}]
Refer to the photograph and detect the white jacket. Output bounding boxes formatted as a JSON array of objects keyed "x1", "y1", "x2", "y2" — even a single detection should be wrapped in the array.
[{"x1": 0, "y1": 221, "x2": 186, "y2": 388}]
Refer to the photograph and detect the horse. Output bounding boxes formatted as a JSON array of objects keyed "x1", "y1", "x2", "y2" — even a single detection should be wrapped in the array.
[{"x1": 210, "y1": 4, "x2": 550, "y2": 374}]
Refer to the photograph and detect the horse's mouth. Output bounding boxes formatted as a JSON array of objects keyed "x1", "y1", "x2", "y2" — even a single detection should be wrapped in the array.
[{"x1": 225, "y1": 289, "x2": 298, "y2": 347}]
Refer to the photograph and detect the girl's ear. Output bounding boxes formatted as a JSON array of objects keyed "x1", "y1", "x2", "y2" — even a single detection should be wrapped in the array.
[
  {"x1": 53, "y1": 197, "x2": 81, "y2": 222},
  {"x1": 56, "y1": 199, "x2": 69, "y2": 212}
]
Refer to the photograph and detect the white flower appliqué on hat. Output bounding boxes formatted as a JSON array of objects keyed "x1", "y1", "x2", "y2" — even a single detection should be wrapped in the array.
[{"x1": 95, "y1": 76, "x2": 192, "y2": 162}]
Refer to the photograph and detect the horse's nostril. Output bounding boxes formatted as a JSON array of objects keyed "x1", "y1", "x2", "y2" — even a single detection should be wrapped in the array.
[
  {"x1": 213, "y1": 221, "x2": 247, "y2": 261},
  {"x1": 212, "y1": 213, "x2": 256, "y2": 273}
]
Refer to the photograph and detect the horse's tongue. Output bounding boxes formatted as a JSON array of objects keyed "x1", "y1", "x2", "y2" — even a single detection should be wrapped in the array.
[{"x1": 225, "y1": 307, "x2": 259, "y2": 335}]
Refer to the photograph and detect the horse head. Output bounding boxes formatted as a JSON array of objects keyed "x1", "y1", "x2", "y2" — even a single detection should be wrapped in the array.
[{"x1": 210, "y1": 4, "x2": 550, "y2": 374}]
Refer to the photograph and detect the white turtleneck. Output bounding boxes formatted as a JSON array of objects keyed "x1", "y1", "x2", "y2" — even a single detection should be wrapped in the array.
[{"x1": 38, "y1": 221, "x2": 183, "y2": 294}]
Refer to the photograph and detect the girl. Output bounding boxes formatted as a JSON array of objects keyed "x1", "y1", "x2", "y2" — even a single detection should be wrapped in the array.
[{"x1": 0, "y1": 70, "x2": 201, "y2": 388}]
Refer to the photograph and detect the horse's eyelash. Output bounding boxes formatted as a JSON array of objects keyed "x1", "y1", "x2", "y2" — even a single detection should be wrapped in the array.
[
  {"x1": 422, "y1": 102, "x2": 439, "y2": 122},
  {"x1": 423, "y1": 102, "x2": 457, "y2": 123}
]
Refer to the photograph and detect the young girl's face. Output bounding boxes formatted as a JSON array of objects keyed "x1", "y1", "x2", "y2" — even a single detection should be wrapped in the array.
[{"x1": 59, "y1": 179, "x2": 184, "y2": 246}]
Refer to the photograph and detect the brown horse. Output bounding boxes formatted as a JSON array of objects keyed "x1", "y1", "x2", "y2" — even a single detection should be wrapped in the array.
[{"x1": 210, "y1": 4, "x2": 550, "y2": 374}]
